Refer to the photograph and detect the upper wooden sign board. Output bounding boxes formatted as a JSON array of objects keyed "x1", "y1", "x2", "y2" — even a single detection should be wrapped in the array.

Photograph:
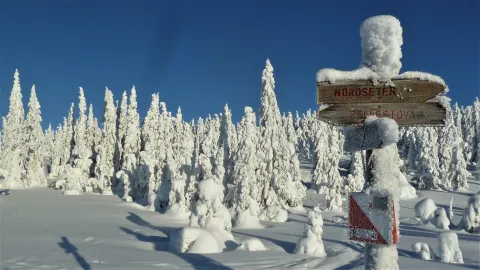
[{"x1": 317, "y1": 79, "x2": 445, "y2": 104}]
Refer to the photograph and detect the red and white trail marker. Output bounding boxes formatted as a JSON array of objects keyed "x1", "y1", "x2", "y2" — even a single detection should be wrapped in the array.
[{"x1": 348, "y1": 192, "x2": 399, "y2": 245}]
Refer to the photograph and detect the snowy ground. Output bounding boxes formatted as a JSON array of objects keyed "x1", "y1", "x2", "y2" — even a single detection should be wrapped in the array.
[{"x1": 1, "y1": 160, "x2": 479, "y2": 270}]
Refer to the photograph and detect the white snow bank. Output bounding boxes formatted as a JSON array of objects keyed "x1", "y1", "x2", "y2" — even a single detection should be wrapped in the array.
[
  {"x1": 169, "y1": 227, "x2": 222, "y2": 254},
  {"x1": 412, "y1": 242, "x2": 432, "y2": 260},
  {"x1": 344, "y1": 116, "x2": 399, "y2": 151},
  {"x1": 437, "y1": 232, "x2": 464, "y2": 264},
  {"x1": 414, "y1": 198, "x2": 437, "y2": 224},
  {"x1": 237, "y1": 237, "x2": 267, "y2": 251}
]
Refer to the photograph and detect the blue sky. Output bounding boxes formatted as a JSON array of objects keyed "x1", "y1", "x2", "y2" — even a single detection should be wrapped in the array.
[{"x1": 0, "y1": 0, "x2": 478, "y2": 128}]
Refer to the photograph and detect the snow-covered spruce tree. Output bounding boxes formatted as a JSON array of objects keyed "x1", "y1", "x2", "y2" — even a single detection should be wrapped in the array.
[
  {"x1": 114, "y1": 90, "x2": 128, "y2": 179},
  {"x1": 347, "y1": 151, "x2": 365, "y2": 193},
  {"x1": 218, "y1": 104, "x2": 238, "y2": 204},
  {"x1": 94, "y1": 88, "x2": 117, "y2": 195},
  {"x1": 120, "y1": 86, "x2": 141, "y2": 201},
  {"x1": 154, "y1": 102, "x2": 175, "y2": 209},
  {"x1": 415, "y1": 127, "x2": 442, "y2": 190},
  {"x1": 448, "y1": 139, "x2": 470, "y2": 191},
  {"x1": 63, "y1": 103, "x2": 75, "y2": 165},
  {"x1": 43, "y1": 124, "x2": 55, "y2": 175},
  {"x1": 474, "y1": 98, "x2": 480, "y2": 169},
  {"x1": 198, "y1": 114, "x2": 222, "y2": 200},
  {"x1": 24, "y1": 85, "x2": 47, "y2": 187},
  {"x1": 453, "y1": 103, "x2": 463, "y2": 143},
  {"x1": 72, "y1": 87, "x2": 88, "y2": 160},
  {"x1": 231, "y1": 107, "x2": 263, "y2": 228},
  {"x1": 86, "y1": 104, "x2": 97, "y2": 160},
  {"x1": 312, "y1": 122, "x2": 343, "y2": 210},
  {"x1": 0, "y1": 69, "x2": 26, "y2": 188},
  {"x1": 140, "y1": 93, "x2": 160, "y2": 207},
  {"x1": 284, "y1": 112, "x2": 298, "y2": 153},
  {"x1": 50, "y1": 124, "x2": 64, "y2": 176},
  {"x1": 256, "y1": 59, "x2": 306, "y2": 221},
  {"x1": 293, "y1": 206, "x2": 326, "y2": 257},
  {"x1": 439, "y1": 111, "x2": 456, "y2": 189},
  {"x1": 407, "y1": 127, "x2": 418, "y2": 170},
  {"x1": 462, "y1": 106, "x2": 477, "y2": 164}
]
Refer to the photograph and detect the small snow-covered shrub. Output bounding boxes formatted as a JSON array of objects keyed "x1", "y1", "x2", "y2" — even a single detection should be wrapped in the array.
[
  {"x1": 258, "y1": 205, "x2": 288, "y2": 223},
  {"x1": 414, "y1": 198, "x2": 437, "y2": 224},
  {"x1": 237, "y1": 237, "x2": 267, "y2": 251},
  {"x1": 460, "y1": 194, "x2": 480, "y2": 233},
  {"x1": 293, "y1": 206, "x2": 326, "y2": 257},
  {"x1": 437, "y1": 232, "x2": 463, "y2": 264},
  {"x1": 412, "y1": 242, "x2": 432, "y2": 260},
  {"x1": 169, "y1": 227, "x2": 222, "y2": 254},
  {"x1": 432, "y1": 207, "x2": 450, "y2": 230}
]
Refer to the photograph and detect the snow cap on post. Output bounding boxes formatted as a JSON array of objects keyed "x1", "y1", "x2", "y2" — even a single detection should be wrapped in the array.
[{"x1": 360, "y1": 15, "x2": 403, "y2": 78}]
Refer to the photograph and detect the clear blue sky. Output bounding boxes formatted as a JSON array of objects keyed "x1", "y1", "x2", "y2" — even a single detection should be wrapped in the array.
[{"x1": 0, "y1": 0, "x2": 478, "y2": 128}]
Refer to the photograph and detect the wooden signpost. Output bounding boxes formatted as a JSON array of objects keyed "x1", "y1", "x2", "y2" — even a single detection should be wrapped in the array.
[{"x1": 317, "y1": 79, "x2": 447, "y2": 126}]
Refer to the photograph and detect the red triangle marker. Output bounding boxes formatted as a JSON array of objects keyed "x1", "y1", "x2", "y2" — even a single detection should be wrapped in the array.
[{"x1": 349, "y1": 195, "x2": 388, "y2": 245}]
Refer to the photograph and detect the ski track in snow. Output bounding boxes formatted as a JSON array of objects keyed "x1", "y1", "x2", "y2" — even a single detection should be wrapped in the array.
[{"x1": 0, "y1": 159, "x2": 479, "y2": 270}]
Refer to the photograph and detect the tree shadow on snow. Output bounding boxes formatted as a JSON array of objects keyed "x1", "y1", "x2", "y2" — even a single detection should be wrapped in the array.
[
  {"x1": 400, "y1": 223, "x2": 480, "y2": 242},
  {"x1": 124, "y1": 212, "x2": 233, "y2": 270},
  {"x1": 58, "y1": 236, "x2": 91, "y2": 270}
]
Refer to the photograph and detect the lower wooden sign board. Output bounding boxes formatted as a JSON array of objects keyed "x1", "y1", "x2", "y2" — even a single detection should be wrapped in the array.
[{"x1": 317, "y1": 102, "x2": 446, "y2": 126}]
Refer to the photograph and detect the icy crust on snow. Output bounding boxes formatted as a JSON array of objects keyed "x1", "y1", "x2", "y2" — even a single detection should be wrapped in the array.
[{"x1": 316, "y1": 67, "x2": 380, "y2": 83}]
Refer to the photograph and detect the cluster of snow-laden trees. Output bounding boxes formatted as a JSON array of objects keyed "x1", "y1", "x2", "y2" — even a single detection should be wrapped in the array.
[
  {"x1": 1, "y1": 61, "x2": 479, "y2": 222},
  {"x1": 396, "y1": 101, "x2": 480, "y2": 191}
]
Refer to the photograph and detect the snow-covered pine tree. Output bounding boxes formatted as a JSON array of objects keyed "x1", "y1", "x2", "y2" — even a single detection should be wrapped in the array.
[
  {"x1": 231, "y1": 107, "x2": 263, "y2": 228},
  {"x1": 114, "y1": 90, "x2": 128, "y2": 178},
  {"x1": 63, "y1": 103, "x2": 75, "y2": 165},
  {"x1": 73, "y1": 87, "x2": 88, "y2": 160},
  {"x1": 347, "y1": 151, "x2": 365, "y2": 193},
  {"x1": 312, "y1": 121, "x2": 343, "y2": 210},
  {"x1": 24, "y1": 85, "x2": 47, "y2": 187},
  {"x1": 121, "y1": 86, "x2": 141, "y2": 200},
  {"x1": 94, "y1": 88, "x2": 117, "y2": 195},
  {"x1": 218, "y1": 104, "x2": 237, "y2": 202},
  {"x1": 44, "y1": 124, "x2": 55, "y2": 175},
  {"x1": 416, "y1": 127, "x2": 442, "y2": 190},
  {"x1": 51, "y1": 124, "x2": 64, "y2": 175},
  {"x1": 0, "y1": 69, "x2": 26, "y2": 188},
  {"x1": 449, "y1": 139, "x2": 470, "y2": 191},
  {"x1": 140, "y1": 93, "x2": 159, "y2": 205},
  {"x1": 474, "y1": 98, "x2": 480, "y2": 169},
  {"x1": 257, "y1": 59, "x2": 306, "y2": 221},
  {"x1": 453, "y1": 103, "x2": 463, "y2": 142},
  {"x1": 439, "y1": 110, "x2": 455, "y2": 189},
  {"x1": 86, "y1": 104, "x2": 97, "y2": 160},
  {"x1": 462, "y1": 106, "x2": 477, "y2": 164},
  {"x1": 406, "y1": 128, "x2": 418, "y2": 170},
  {"x1": 284, "y1": 112, "x2": 297, "y2": 151}
]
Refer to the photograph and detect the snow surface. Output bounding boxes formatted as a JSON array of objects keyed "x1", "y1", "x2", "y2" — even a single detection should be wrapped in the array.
[{"x1": 0, "y1": 164, "x2": 479, "y2": 269}]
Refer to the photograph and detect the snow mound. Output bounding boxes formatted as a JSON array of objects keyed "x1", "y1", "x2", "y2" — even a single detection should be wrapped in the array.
[
  {"x1": 169, "y1": 227, "x2": 222, "y2": 254},
  {"x1": 63, "y1": 189, "x2": 81, "y2": 196},
  {"x1": 397, "y1": 171, "x2": 417, "y2": 200},
  {"x1": 437, "y1": 232, "x2": 464, "y2": 264},
  {"x1": 294, "y1": 206, "x2": 326, "y2": 257},
  {"x1": 412, "y1": 242, "x2": 432, "y2": 260},
  {"x1": 237, "y1": 237, "x2": 267, "y2": 251},
  {"x1": 414, "y1": 198, "x2": 437, "y2": 223}
]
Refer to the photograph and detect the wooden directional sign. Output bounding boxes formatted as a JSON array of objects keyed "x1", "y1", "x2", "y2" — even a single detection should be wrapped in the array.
[
  {"x1": 317, "y1": 79, "x2": 445, "y2": 104},
  {"x1": 317, "y1": 102, "x2": 446, "y2": 126}
]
